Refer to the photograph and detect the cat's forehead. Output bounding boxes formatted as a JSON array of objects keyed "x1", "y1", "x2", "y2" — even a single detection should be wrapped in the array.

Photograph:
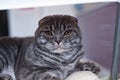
[{"x1": 39, "y1": 15, "x2": 78, "y2": 31}]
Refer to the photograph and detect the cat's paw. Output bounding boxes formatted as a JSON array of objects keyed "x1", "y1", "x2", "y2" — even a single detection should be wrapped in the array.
[
  {"x1": 0, "y1": 74, "x2": 12, "y2": 80},
  {"x1": 77, "y1": 61, "x2": 101, "y2": 74},
  {"x1": 34, "y1": 71, "x2": 61, "y2": 80},
  {"x1": 42, "y1": 72, "x2": 61, "y2": 80}
]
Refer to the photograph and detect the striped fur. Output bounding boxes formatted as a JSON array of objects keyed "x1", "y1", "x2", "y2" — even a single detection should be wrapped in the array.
[{"x1": 0, "y1": 15, "x2": 100, "y2": 80}]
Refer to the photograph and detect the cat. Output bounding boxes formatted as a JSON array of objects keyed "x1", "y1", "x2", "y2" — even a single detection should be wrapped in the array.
[{"x1": 0, "y1": 15, "x2": 100, "y2": 80}]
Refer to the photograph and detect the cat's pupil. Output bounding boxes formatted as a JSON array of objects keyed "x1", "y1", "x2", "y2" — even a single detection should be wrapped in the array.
[
  {"x1": 44, "y1": 31, "x2": 53, "y2": 36},
  {"x1": 64, "y1": 30, "x2": 73, "y2": 36}
]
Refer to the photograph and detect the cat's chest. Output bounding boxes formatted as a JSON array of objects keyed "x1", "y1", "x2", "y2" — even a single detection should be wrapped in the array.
[{"x1": 60, "y1": 62, "x2": 76, "y2": 76}]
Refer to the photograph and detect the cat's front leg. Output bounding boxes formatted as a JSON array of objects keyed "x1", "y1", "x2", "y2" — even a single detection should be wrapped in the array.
[
  {"x1": 0, "y1": 74, "x2": 13, "y2": 80},
  {"x1": 0, "y1": 60, "x2": 13, "y2": 80},
  {"x1": 76, "y1": 59, "x2": 101, "y2": 74},
  {"x1": 34, "y1": 71, "x2": 62, "y2": 80}
]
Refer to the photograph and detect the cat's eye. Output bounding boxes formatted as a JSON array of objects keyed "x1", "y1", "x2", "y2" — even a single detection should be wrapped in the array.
[
  {"x1": 64, "y1": 30, "x2": 73, "y2": 36},
  {"x1": 44, "y1": 31, "x2": 53, "y2": 36}
]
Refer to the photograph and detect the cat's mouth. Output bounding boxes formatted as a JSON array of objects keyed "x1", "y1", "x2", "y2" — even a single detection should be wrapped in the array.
[
  {"x1": 46, "y1": 42, "x2": 73, "y2": 53},
  {"x1": 52, "y1": 47, "x2": 72, "y2": 53}
]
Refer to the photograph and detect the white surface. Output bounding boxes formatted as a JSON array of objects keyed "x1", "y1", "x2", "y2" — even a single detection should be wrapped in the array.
[
  {"x1": 0, "y1": 0, "x2": 118, "y2": 10},
  {"x1": 65, "y1": 71, "x2": 100, "y2": 80}
]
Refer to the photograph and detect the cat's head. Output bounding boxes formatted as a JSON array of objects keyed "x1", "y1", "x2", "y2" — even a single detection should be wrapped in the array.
[{"x1": 35, "y1": 15, "x2": 82, "y2": 53}]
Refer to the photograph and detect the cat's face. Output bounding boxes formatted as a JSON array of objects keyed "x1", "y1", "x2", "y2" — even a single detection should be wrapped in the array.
[{"x1": 35, "y1": 15, "x2": 82, "y2": 53}]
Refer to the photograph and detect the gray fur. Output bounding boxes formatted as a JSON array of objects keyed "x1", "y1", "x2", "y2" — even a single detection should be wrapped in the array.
[{"x1": 0, "y1": 15, "x2": 100, "y2": 80}]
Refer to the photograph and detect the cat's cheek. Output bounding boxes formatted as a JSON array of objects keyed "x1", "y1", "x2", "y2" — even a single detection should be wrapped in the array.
[
  {"x1": 71, "y1": 37, "x2": 80, "y2": 44},
  {"x1": 40, "y1": 39, "x2": 47, "y2": 43},
  {"x1": 62, "y1": 43, "x2": 71, "y2": 48},
  {"x1": 76, "y1": 38, "x2": 80, "y2": 43},
  {"x1": 36, "y1": 37, "x2": 47, "y2": 44},
  {"x1": 45, "y1": 42, "x2": 55, "y2": 50}
]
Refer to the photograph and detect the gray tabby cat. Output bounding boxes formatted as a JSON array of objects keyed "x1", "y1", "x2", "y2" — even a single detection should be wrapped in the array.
[{"x1": 0, "y1": 15, "x2": 100, "y2": 80}]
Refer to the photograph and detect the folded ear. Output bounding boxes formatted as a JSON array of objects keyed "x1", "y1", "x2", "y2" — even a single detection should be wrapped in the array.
[
  {"x1": 35, "y1": 16, "x2": 52, "y2": 37},
  {"x1": 35, "y1": 18, "x2": 45, "y2": 37},
  {"x1": 71, "y1": 16, "x2": 78, "y2": 25},
  {"x1": 39, "y1": 16, "x2": 52, "y2": 26},
  {"x1": 38, "y1": 18, "x2": 46, "y2": 26}
]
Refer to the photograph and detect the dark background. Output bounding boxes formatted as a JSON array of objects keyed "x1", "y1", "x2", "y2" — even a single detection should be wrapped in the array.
[{"x1": 0, "y1": 10, "x2": 9, "y2": 37}]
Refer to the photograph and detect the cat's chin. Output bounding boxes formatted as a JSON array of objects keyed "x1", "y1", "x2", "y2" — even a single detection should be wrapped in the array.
[{"x1": 52, "y1": 48, "x2": 71, "y2": 53}]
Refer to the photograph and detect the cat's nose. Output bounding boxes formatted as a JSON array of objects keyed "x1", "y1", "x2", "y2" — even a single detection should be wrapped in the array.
[
  {"x1": 55, "y1": 35, "x2": 61, "y2": 44},
  {"x1": 55, "y1": 39, "x2": 61, "y2": 44}
]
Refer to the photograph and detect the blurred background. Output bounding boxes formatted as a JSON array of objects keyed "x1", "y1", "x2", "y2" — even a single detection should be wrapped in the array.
[{"x1": 0, "y1": 2, "x2": 119, "y2": 77}]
